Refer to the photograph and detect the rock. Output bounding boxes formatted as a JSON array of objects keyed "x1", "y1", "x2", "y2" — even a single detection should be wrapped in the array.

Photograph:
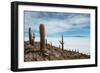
[
  {"x1": 25, "y1": 44, "x2": 34, "y2": 49},
  {"x1": 24, "y1": 52, "x2": 33, "y2": 61},
  {"x1": 42, "y1": 49, "x2": 51, "y2": 56},
  {"x1": 34, "y1": 55, "x2": 44, "y2": 61}
]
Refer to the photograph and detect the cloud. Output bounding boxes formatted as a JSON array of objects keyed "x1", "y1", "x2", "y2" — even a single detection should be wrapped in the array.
[{"x1": 24, "y1": 11, "x2": 90, "y2": 37}]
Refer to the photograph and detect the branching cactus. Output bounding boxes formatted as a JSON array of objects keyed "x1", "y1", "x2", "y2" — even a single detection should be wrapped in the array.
[
  {"x1": 39, "y1": 24, "x2": 45, "y2": 51},
  {"x1": 29, "y1": 27, "x2": 33, "y2": 45},
  {"x1": 59, "y1": 35, "x2": 64, "y2": 50}
]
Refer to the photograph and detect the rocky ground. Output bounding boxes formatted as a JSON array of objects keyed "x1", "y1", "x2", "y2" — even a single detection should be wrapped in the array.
[{"x1": 24, "y1": 41, "x2": 90, "y2": 62}]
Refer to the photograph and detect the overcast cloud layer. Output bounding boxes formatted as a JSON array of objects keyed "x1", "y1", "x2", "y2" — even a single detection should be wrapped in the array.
[{"x1": 24, "y1": 11, "x2": 90, "y2": 38}]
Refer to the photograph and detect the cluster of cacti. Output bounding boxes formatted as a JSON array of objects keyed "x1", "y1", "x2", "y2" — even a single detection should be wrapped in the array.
[
  {"x1": 39, "y1": 24, "x2": 45, "y2": 51},
  {"x1": 25, "y1": 24, "x2": 91, "y2": 62},
  {"x1": 29, "y1": 27, "x2": 35, "y2": 46},
  {"x1": 59, "y1": 35, "x2": 64, "y2": 50},
  {"x1": 29, "y1": 25, "x2": 64, "y2": 51},
  {"x1": 68, "y1": 49, "x2": 79, "y2": 53}
]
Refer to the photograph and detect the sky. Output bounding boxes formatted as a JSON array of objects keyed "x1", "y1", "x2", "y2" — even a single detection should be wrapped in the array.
[{"x1": 24, "y1": 11, "x2": 90, "y2": 38}]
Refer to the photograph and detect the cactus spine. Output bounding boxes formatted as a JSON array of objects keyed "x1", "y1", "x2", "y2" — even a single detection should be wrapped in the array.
[
  {"x1": 39, "y1": 24, "x2": 45, "y2": 51},
  {"x1": 59, "y1": 35, "x2": 64, "y2": 50},
  {"x1": 29, "y1": 27, "x2": 33, "y2": 45}
]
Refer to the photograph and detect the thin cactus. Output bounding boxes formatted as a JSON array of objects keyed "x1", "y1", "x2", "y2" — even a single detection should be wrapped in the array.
[
  {"x1": 50, "y1": 42, "x2": 52, "y2": 49},
  {"x1": 39, "y1": 24, "x2": 45, "y2": 51},
  {"x1": 29, "y1": 27, "x2": 33, "y2": 46},
  {"x1": 59, "y1": 35, "x2": 64, "y2": 50},
  {"x1": 33, "y1": 32, "x2": 35, "y2": 46},
  {"x1": 45, "y1": 39, "x2": 47, "y2": 48}
]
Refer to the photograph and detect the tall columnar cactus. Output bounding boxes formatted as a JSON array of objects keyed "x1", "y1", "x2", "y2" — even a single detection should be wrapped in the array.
[
  {"x1": 33, "y1": 32, "x2": 35, "y2": 46},
  {"x1": 45, "y1": 39, "x2": 47, "y2": 48},
  {"x1": 29, "y1": 27, "x2": 33, "y2": 45},
  {"x1": 59, "y1": 35, "x2": 64, "y2": 50},
  {"x1": 50, "y1": 42, "x2": 52, "y2": 48},
  {"x1": 39, "y1": 24, "x2": 45, "y2": 51}
]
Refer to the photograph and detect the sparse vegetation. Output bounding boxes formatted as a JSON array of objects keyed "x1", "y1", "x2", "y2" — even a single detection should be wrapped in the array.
[
  {"x1": 59, "y1": 35, "x2": 64, "y2": 50},
  {"x1": 24, "y1": 24, "x2": 90, "y2": 62}
]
